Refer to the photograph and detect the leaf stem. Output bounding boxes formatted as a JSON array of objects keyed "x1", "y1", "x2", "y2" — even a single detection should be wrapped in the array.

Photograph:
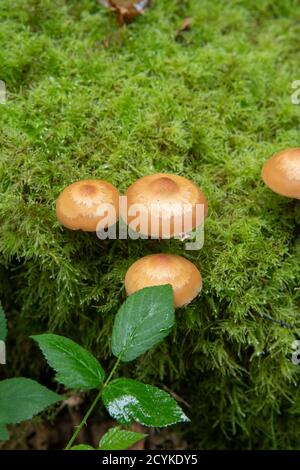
[{"x1": 65, "y1": 357, "x2": 121, "y2": 450}]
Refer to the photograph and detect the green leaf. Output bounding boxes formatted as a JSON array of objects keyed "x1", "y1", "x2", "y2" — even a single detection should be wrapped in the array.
[
  {"x1": 31, "y1": 334, "x2": 105, "y2": 390},
  {"x1": 102, "y1": 378, "x2": 189, "y2": 427},
  {"x1": 99, "y1": 426, "x2": 147, "y2": 450},
  {"x1": 0, "y1": 423, "x2": 9, "y2": 441},
  {"x1": 0, "y1": 378, "x2": 62, "y2": 424},
  {"x1": 70, "y1": 444, "x2": 94, "y2": 450},
  {"x1": 0, "y1": 303, "x2": 7, "y2": 342},
  {"x1": 112, "y1": 285, "x2": 175, "y2": 362}
]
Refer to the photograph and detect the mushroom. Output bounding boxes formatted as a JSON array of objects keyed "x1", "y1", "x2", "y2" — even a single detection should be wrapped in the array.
[
  {"x1": 125, "y1": 253, "x2": 202, "y2": 308},
  {"x1": 261, "y1": 148, "x2": 300, "y2": 198},
  {"x1": 124, "y1": 173, "x2": 208, "y2": 238},
  {"x1": 56, "y1": 179, "x2": 119, "y2": 232}
]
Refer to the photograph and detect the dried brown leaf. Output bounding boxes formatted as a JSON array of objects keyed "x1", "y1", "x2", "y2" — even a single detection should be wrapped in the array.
[
  {"x1": 175, "y1": 16, "x2": 193, "y2": 42},
  {"x1": 98, "y1": 0, "x2": 151, "y2": 25},
  {"x1": 179, "y1": 16, "x2": 193, "y2": 32}
]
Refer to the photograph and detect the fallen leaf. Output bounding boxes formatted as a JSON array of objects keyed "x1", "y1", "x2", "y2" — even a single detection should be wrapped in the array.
[
  {"x1": 97, "y1": 0, "x2": 151, "y2": 25},
  {"x1": 64, "y1": 395, "x2": 84, "y2": 408},
  {"x1": 179, "y1": 16, "x2": 193, "y2": 32},
  {"x1": 175, "y1": 16, "x2": 193, "y2": 42}
]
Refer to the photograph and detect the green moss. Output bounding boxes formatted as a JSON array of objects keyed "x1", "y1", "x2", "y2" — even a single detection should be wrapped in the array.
[{"x1": 1, "y1": 0, "x2": 300, "y2": 449}]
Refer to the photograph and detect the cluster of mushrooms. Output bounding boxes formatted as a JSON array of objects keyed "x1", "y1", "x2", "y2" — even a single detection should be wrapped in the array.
[
  {"x1": 56, "y1": 174, "x2": 207, "y2": 308},
  {"x1": 56, "y1": 147, "x2": 300, "y2": 309}
]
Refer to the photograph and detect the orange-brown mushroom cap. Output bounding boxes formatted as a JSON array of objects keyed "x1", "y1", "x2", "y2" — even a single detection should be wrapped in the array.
[
  {"x1": 56, "y1": 179, "x2": 119, "y2": 232},
  {"x1": 124, "y1": 173, "x2": 208, "y2": 238},
  {"x1": 262, "y1": 148, "x2": 300, "y2": 199},
  {"x1": 125, "y1": 253, "x2": 202, "y2": 308}
]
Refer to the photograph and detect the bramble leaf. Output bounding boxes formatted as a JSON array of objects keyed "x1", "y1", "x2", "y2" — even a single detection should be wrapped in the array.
[
  {"x1": 112, "y1": 285, "x2": 174, "y2": 362},
  {"x1": 0, "y1": 378, "x2": 61, "y2": 424},
  {"x1": 102, "y1": 378, "x2": 189, "y2": 427},
  {"x1": 99, "y1": 425, "x2": 147, "y2": 450},
  {"x1": 31, "y1": 334, "x2": 105, "y2": 390},
  {"x1": 70, "y1": 444, "x2": 94, "y2": 450}
]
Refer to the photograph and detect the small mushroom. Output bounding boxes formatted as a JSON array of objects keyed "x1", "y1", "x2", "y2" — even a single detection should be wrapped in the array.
[
  {"x1": 124, "y1": 173, "x2": 208, "y2": 238},
  {"x1": 125, "y1": 253, "x2": 202, "y2": 308},
  {"x1": 261, "y1": 148, "x2": 300, "y2": 198},
  {"x1": 56, "y1": 179, "x2": 119, "y2": 232}
]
